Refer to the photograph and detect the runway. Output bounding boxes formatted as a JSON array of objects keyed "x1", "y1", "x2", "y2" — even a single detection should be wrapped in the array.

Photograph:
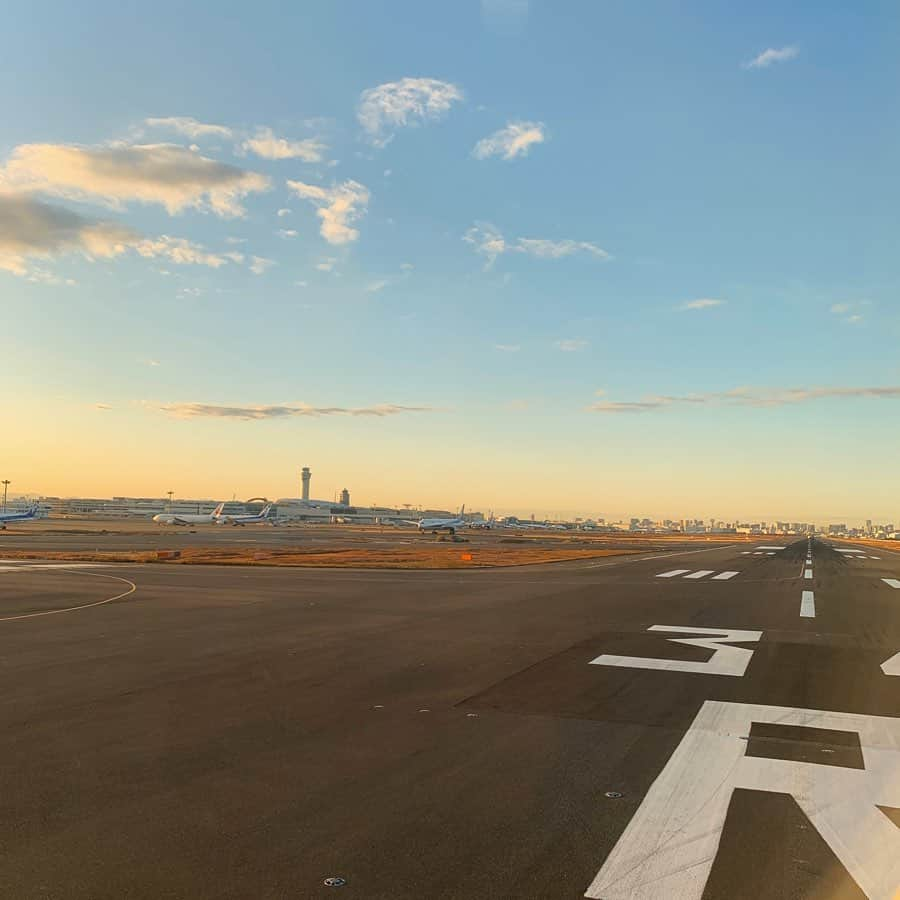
[{"x1": 0, "y1": 538, "x2": 898, "y2": 898}]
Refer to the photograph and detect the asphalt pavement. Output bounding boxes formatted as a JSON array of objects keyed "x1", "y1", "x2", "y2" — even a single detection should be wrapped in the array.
[{"x1": 0, "y1": 538, "x2": 897, "y2": 898}]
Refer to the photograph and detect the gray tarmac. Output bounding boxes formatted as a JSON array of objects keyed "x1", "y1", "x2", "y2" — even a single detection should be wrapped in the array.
[{"x1": 0, "y1": 537, "x2": 898, "y2": 898}]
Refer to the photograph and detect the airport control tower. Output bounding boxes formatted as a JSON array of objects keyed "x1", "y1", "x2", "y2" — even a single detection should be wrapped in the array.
[{"x1": 301, "y1": 467, "x2": 311, "y2": 501}]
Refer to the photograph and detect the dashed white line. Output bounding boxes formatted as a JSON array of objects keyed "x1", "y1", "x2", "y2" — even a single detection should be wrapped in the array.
[
  {"x1": 800, "y1": 590, "x2": 816, "y2": 617},
  {"x1": 684, "y1": 570, "x2": 715, "y2": 580},
  {"x1": 804, "y1": 569, "x2": 813, "y2": 579},
  {"x1": 657, "y1": 569, "x2": 691, "y2": 578},
  {"x1": 711, "y1": 571, "x2": 739, "y2": 581}
]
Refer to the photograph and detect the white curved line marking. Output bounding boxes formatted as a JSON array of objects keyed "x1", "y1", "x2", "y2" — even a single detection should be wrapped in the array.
[{"x1": 0, "y1": 569, "x2": 137, "y2": 622}]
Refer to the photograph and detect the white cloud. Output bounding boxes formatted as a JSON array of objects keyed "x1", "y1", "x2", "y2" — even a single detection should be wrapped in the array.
[
  {"x1": 555, "y1": 339, "x2": 588, "y2": 352},
  {"x1": 473, "y1": 121, "x2": 546, "y2": 160},
  {"x1": 144, "y1": 116, "x2": 234, "y2": 139},
  {"x1": 1, "y1": 142, "x2": 270, "y2": 217},
  {"x1": 135, "y1": 235, "x2": 233, "y2": 268},
  {"x1": 400, "y1": 262, "x2": 414, "y2": 271},
  {"x1": 159, "y1": 401, "x2": 436, "y2": 420},
  {"x1": 241, "y1": 127, "x2": 326, "y2": 162},
  {"x1": 589, "y1": 385, "x2": 900, "y2": 413},
  {"x1": 830, "y1": 301, "x2": 867, "y2": 324},
  {"x1": 516, "y1": 238, "x2": 610, "y2": 260},
  {"x1": 316, "y1": 257, "x2": 338, "y2": 272},
  {"x1": 294, "y1": 280, "x2": 308, "y2": 288},
  {"x1": 249, "y1": 255, "x2": 275, "y2": 275},
  {"x1": 744, "y1": 46, "x2": 799, "y2": 69},
  {"x1": 494, "y1": 343, "x2": 520, "y2": 352},
  {"x1": 277, "y1": 228, "x2": 298, "y2": 238},
  {"x1": 358, "y1": 77, "x2": 464, "y2": 147},
  {"x1": 177, "y1": 287, "x2": 204, "y2": 298},
  {"x1": 224, "y1": 236, "x2": 247, "y2": 244},
  {"x1": 223, "y1": 250, "x2": 245, "y2": 263},
  {"x1": 365, "y1": 279, "x2": 389, "y2": 293},
  {"x1": 680, "y1": 298, "x2": 725, "y2": 311},
  {"x1": 464, "y1": 222, "x2": 610, "y2": 266},
  {"x1": 276, "y1": 208, "x2": 292, "y2": 217},
  {"x1": 463, "y1": 222, "x2": 508, "y2": 267},
  {"x1": 286, "y1": 178, "x2": 370, "y2": 244}
]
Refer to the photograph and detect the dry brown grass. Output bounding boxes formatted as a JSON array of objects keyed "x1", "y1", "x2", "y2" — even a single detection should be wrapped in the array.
[{"x1": 0, "y1": 546, "x2": 642, "y2": 569}]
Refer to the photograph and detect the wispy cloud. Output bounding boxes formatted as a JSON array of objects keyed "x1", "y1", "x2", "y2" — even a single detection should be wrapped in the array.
[
  {"x1": 249, "y1": 255, "x2": 275, "y2": 275},
  {"x1": 286, "y1": 179, "x2": 370, "y2": 244},
  {"x1": 555, "y1": 338, "x2": 588, "y2": 352},
  {"x1": 241, "y1": 127, "x2": 326, "y2": 162},
  {"x1": 744, "y1": 46, "x2": 798, "y2": 69},
  {"x1": 135, "y1": 235, "x2": 236, "y2": 268},
  {"x1": 276, "y1": 208, "x2": 291, "y2": 217},
  {"x1": 358, "y1": 77, "x2": 464, "y2": 148},
  {"x1": 1, "y1": 142, "x2": 270, "y2": 217},
  {"x1": 473, "y1": 121, "x2": 546, "y2": 160},
  {"x1": 464, "y1": 223, "x2": 611, "y2": 267},
  {"x1": 588, "y1": 385, "x2": 900, "y2": 414},
  {"x1": 159, "y1": 401, "x2": 436, "y2": 420},
  {"x1": 277, "y1": 228, "x2": 298, "y2": 238},
  {"x1": 494, "y1": 343, "x2": 521, "y2": 352},
  {"x1": 679, "y1": 298, "x2": 725, "y2": 311},
  {"x1": 144, "y1": 116, "x2": 233, "y2": 139},
  {"x1": 830, "y1": 301, "x2": 867, "y2": 324},
  {"x1": 365, "y1": 279, "x2": 388, "y2": 293},
  {"x1": 316, "y1": 257, "x2": 338, "y2": 272}
]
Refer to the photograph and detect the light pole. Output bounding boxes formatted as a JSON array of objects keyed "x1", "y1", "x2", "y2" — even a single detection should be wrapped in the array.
[
  {"x1": 1, "y1": 480, "x2": 9, "y2": 512},
  {"x1": 166, "y1": 490, "x2": 174, "y2": 510}
]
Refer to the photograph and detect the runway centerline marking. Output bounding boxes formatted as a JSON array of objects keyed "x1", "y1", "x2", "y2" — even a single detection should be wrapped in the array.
[
  {"x1": 584, "y1": 701, "x2": 900, "y2": 900},
  {"x1": 804, "y1": 568, "x2": 813, "y2": 579},
  {"x1": 589, "y1": 626, "x2": 762, "y2": 677},
  {"x1": 0, "y1": 569, "x2": 137, "y2": 622},
  {"x1": 800, "y1": 590, "x2": 816, "y2": 618}
]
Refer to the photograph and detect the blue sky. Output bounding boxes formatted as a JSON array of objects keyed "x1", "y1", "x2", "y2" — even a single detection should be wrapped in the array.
[{"x1": 2, "y1": 1, "x2": 899, "y2": 522}]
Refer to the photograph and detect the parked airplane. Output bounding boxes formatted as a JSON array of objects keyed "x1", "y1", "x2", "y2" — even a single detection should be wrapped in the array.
[
  {"x1": 215, "y1": 504, "x2": 276, "y2": 526},
  {"x1": 152, "y1": 502, "x2": 225, "y2": 526},
  {"x1": 0, "y1": 504, "x2": 40, "y2": 529},
  {"x1": 417, "y1": 504, "x2": 466, "y2": 534}
]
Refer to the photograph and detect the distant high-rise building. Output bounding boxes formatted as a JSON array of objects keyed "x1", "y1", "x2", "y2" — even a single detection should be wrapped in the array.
[{"x1": 340, "y1": 488, "x2": 350, "y2": 506}]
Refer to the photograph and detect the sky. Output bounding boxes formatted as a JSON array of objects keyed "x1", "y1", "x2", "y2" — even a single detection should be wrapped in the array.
[{"x1": 2, "y1": 0, "x2": 899, "y2": 523}]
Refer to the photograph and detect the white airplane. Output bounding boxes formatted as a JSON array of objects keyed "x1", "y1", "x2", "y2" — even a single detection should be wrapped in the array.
[
  {"x1": 417, "y1": 504, "x2": 466, "y2": 534},
  {"x1": 0, "y1": 503, "x2": 40, "y2": 530},
  {"x1": 153, "y1": 502, "x2": 224, "y2": 526},
  {"x1": 215, "y1": 503, "x2": 276, "y2": 526}
]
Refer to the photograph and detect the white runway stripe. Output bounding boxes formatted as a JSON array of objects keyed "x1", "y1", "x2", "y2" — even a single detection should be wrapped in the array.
[
  {"x1": 711, "y1": 571, "x2": 739, "y2": 580},
  {"x1": 657, "y1": 569, "x2": 690, "y2": 578},
  {"x1": 684, "y1": 570, "x2": 714, "y2": 579},
  {"x1": 800, "y1": 591, "x2": 816, "y2": 617},
  {"x1": 804, "y1": 569, "x2": 813, "y2": 579},
  {"x1": 883, "y1": 579, "x2": 900, "y2": 590}
]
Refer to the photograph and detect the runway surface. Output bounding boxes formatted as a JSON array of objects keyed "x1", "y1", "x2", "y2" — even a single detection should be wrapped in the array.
[{"x1": 1, "y1": 538, "x2": 898, "y2": 898}]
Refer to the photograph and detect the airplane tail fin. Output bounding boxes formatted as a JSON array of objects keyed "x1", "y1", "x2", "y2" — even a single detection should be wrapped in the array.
[
  {"x1": 459, "y1": 503, "x2": 465, "y2": 517},
  {"x1": 261, "y1": 504, "x2": 272, "y2": 517},
  {"x1": 213, "y1": 502, "x2": 225, "y2": 517}
]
